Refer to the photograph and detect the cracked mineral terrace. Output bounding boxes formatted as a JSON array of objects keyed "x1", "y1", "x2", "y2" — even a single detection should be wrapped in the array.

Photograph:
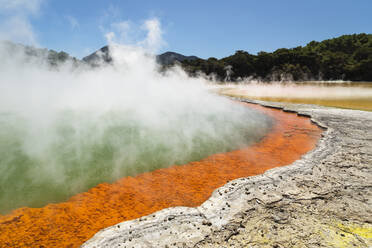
[{"x1": 83, "y1": 99, "x2": 372, "y2": 248}]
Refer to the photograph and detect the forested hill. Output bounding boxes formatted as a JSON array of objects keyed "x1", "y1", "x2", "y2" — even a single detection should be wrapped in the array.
[
  {"x1": 180, "y1": 33, "x2": 372, "y2": 82},
  {"x1": 2, "y1": 33, "x2": 371, "y2": 81},
  {"x1": 0, "y1": 40, "x2": 79, "y2": 66}
]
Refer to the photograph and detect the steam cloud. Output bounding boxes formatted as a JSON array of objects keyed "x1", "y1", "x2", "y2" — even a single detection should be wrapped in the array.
[
  {"x1": 0, "y1": 19, "x2": 271, "y2": 213},
  {"x1": 0, "y1": 0, "x2": 43, "y2": 45},
  {"x1": 216, "y1": 81, "x2": 372, "y2": 100}
]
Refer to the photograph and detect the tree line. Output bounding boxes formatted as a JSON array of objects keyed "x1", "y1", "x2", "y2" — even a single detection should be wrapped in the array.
[
  {"x1": 180, "y1": 33, "x2": 372, "y2": 82},
  {"x1": 3, "y1": 33, "x2": 371, "y2": 81}
]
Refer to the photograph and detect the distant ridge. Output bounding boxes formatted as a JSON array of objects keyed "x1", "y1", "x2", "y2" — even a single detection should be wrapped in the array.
[
  {"x1": 82, "y1": 46, "x2": 199, "y2": 66},
  {"x1": 156, "y1": 51, "x2": 199, "y2": 65},
  {"x1": 82, "y1": 46, "x2": 112, "y2": 66},
  {"x1": 3, "y1": 33, "x2": 372, "y2": 81},
  {"x1": 0, "y1": 40, "x2": 78, "y2": 66}
]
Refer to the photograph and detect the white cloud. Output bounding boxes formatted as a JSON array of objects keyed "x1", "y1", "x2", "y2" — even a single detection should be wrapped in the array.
[
  {"x1": 111, "y1": 21, "x2": 130, "y2": 34},
  {"x1": 66, "y1": 15, "x2": 79, "y2": 30},
  {"x1": 98, "y1": 4, "x2": 120, "y2": 26},
  {"x1": 103, "y1": 18, "x2": 166, "y2": 53},
  {"x1": 0, "y1": 0, "x2": 43, "y2": 15},
  {"x1": 108, "y1": 21, "x2": 131, "y2": 43},
  {"x1": 0, "y1": 15, "x2": 37, "y2": 45},
  {"x1": 105, "y1": 31, "x2": 116, "y2": 44},
  {"x1": 0, "y1": 0, "x2": 44, "y2": 45},
  {"x1": 140, "y1": 18, "x2": 165, "y2": 52}
]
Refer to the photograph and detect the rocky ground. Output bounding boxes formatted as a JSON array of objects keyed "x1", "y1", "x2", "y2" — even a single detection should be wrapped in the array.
[{"x1": 83, "y1": 99, "x2": 372, "y2": 248}]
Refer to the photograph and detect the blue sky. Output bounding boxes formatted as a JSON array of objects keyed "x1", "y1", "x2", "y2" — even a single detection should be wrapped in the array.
[{"x1": 0, "y1": 0, "x2": 371, "y2": 59}]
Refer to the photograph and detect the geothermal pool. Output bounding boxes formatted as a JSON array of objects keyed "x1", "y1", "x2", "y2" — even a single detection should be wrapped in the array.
[
  {"x1": 0, "y1": 41, "x2": 288, "y2": 248},
  {"x1": 0, "y1": 101, "x2": 271, "y2": 214},
  {"x1": 0, "y1": 102, "x2": 322, "y2": 248}
]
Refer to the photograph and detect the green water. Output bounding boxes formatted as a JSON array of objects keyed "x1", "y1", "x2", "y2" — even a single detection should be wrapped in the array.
[{"x1": 0, "y1": 106, "x2": 271, "y2": 214}]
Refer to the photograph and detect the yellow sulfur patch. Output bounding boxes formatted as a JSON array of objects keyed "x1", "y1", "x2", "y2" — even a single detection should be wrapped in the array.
[
  {"x1": 337, "y1": 223, "x2": 372, "y2": 239},
  {"x1": 319, "y1": 222, "x2": 372, "y2": 248}
]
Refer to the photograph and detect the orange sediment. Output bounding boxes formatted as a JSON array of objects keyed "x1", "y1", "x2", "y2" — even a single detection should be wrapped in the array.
[{"x1": 0, "y1": 103, "x2": 322, "y2": 247}]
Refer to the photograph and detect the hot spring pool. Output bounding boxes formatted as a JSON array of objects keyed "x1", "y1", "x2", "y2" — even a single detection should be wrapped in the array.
[
  {"x1": 0, "y1": 103, "x2": 272, "y2": 214},
  {"x1": 0, "y1": 102, "x2": 324, "y2": 247}
]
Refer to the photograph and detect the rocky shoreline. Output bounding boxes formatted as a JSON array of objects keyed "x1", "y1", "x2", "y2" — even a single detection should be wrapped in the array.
[{"x1": 83, "y1": 99, "x2": 372, "y2": 248}]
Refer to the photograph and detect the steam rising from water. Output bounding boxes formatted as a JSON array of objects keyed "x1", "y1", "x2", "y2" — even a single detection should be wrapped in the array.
[
  {"x1": 0, "y1": 20, "x2": 271, "y2": 214},
  {"x1": 215, "y1": 82, "x2": 372, "y2": 100}
]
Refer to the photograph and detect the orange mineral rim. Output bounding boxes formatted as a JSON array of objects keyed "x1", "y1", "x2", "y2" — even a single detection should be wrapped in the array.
[{"x1": 0, "y1": 102, "x2": 322, "y2": 248}]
